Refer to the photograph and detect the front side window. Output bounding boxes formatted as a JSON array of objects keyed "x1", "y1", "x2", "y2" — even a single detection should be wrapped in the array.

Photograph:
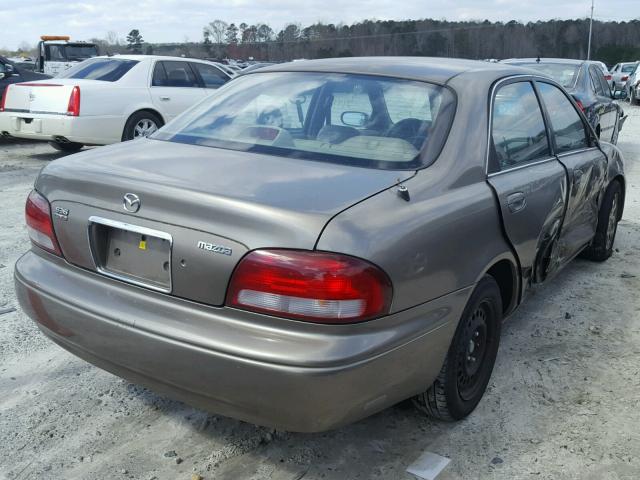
[
  {"x1": 56, "y1": 58, "x2": 139, "y2": 82},
  {"x1": 192, "y1": 62, "x2": 228, "y2": 88},
  {"x1": 153, "y1": 61, "x2": 198, "y2": 88},
  {"x1": 153, "y1": 72, "x2": 456, "y2": 169},
  {"x1": 64, "y1": 45, "x2": 98, "y2": 61},
  {"x1": 537, "y1": 82, "x2": 589, "y2": 154},
  {"x1": 491, "y1": 82, "x2": 550, "y2": 170},
  {"x1": 46, "y1": 45, "x2": 66, "y2": 62}
]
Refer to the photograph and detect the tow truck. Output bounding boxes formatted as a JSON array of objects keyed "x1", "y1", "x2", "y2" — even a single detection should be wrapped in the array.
[{"x1": 34, "y1": 36, "x2": 99, "y2": 76}]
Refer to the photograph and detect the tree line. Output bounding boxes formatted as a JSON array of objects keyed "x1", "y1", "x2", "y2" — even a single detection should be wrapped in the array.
[
  {"x1": 194, "y1": 18, "x2": 640, "y2": 65},
  {"x1": 22, "y1": 18, "x2": 635, "y2": 67}
]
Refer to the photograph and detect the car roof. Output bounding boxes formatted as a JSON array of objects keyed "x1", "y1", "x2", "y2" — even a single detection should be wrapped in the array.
[
  {"x1": 92, "y1": 54, "x2": 217, "y2": 63},
  {"x1": 502, "y1": 58, "x2": 591, "y2": 66},
  {"x1": 251, "y1": 56, "x2": 528, "y2": 84}
]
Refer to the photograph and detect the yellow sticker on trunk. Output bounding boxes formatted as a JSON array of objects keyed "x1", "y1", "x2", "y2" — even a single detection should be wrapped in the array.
[{"x1": 138, "y1": 240, "x2": 147, "y2": 250}]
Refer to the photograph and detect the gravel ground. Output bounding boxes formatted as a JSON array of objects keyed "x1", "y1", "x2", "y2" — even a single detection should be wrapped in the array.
[{"x1": 0, "y1": 109, "x2": 639, "y2": 480}]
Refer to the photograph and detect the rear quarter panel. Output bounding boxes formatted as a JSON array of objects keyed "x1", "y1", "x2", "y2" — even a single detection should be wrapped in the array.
[{"x1": 317, "y1": 73, "x2": 518, "y2": 313}]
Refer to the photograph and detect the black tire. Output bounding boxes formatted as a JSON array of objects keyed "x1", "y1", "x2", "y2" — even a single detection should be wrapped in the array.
[
  {"x1": 414, "y1": 275, "x2": 502, "y2": 421},
  {"x1": 631, "y1": 89, "x2": 638, "y2": 106},
  {"x1": 122, "y1": 111, "x2": 163, "y2": 141},
  {"x1": 581, "y1": 181, "x2": 622, "y2": 262},
  {"x1": 48, "y1": 141, "x2": 83, "y2": 152}
]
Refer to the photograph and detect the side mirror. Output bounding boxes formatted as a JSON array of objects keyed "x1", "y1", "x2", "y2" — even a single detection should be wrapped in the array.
[{"x1": 341, "y1": 111, "x2": 369, "y2": 128}]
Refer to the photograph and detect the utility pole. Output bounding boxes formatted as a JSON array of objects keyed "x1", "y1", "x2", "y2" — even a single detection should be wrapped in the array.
[{"x1": 587, "y1": 0, "x2": 594, "y2": 59}]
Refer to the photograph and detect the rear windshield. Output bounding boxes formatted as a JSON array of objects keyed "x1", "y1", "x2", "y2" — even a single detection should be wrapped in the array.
[
  {"x1": 513, "y1": 63, "x2": 580, "y2": 88},
  {"x1": 153, "y1": 72, "x2": 456, "y2": 169},
  {"x1": 57, "y1": 58, "x2": 138, "y2": 82}
]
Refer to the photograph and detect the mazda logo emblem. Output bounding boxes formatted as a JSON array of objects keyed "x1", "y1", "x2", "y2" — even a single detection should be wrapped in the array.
[{"x1": 123, "y1": 193, "x2": 141, "y2": 213}]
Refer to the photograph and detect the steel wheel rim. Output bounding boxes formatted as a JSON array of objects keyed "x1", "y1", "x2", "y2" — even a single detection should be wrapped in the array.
[
  {"x1": 606, "y1": 193, "x2": 619, "y2": 250},
  {"x1": 133, "y1": 118, "x2": 158, "y2": 138},
  {"x1": 457, "y1": 302, "x2": 492, "y2": 401}
]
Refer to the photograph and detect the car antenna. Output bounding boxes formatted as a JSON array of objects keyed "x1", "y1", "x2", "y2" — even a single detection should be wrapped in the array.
[{"x1": 396, "y1": 180, "x2": 410, "y2": 202}]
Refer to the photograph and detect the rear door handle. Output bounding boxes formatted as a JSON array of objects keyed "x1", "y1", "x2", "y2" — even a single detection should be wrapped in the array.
[
  {"x1": 159, "y1": 96, "x2": 170, "y2": 101},
  {"x1": 507, "y1": 192, "x2": 526, "y2": 213}
]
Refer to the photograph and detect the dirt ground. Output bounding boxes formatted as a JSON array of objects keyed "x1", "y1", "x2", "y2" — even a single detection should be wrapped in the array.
[{"x1": 1, "y1": 107, "x2": 639, "y2": 480}]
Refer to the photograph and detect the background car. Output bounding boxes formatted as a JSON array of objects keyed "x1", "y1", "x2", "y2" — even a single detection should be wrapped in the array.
[
  {"x1": 0, "y1": 55, "x2": 51, "y2": 104},
  {"x1": 624, "y1": 63, "x2": 640, "y2": 105},
  {"x1": 0, "y1": 55, "x2": 232, "y2": 151},
  {"x1": 15, "y1": 58, "x2": 625, "y2": 432},
  {"x1": 502, "y1": 58, "x2": 625, "y2": 143},
  {"x1": 610, "y1": 61, "x2": 639, "y2": 93}
]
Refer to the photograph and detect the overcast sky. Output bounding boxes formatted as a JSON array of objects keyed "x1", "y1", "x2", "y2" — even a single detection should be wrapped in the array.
[{"x1": 1, "y1": 0, "x2": 638, "y2": 50}]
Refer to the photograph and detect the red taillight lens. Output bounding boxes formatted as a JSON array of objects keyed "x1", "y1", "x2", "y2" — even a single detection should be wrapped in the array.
[
  {"x1": 605, "y1": 74, "x2": 612, "y2": 80},
  {"x1": 0, "y1": 85, "x2": 9, "y2": 112},
  {"x1": 621, "y1": 75, "x2": 629, "y2": 82},
  {"x1": 67, "y1": 86, "x2": 80, "y2": 116},
  {"x1": 25, "y1": 190, "x2": 62, "y2": 256},
  {"x1": 226, "y1": 250, "x2": 392, "y2": 323},
  {"x1": 575, "y1": 100, "x2": 585, "y2": 111}
]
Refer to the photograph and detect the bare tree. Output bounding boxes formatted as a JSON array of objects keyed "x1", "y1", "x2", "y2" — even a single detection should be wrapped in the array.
[
  {"x1": 205, "y1": 20, "x2": 228, "y2": 44},
  {"x1": 105, "y1": 31, "x2": 120, "y2": 46}
]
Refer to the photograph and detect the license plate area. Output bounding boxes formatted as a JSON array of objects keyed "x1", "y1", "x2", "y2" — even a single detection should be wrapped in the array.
[{"x1": 88, "y1": 216, "x2": 172, "y2": 292}]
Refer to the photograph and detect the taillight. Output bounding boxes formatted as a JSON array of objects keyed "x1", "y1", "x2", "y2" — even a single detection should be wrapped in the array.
[
  {"x1": 226, "y1": 249, "x2": 392, "y2": 323},
  {"x1": 575, "y1": 99, "x2": 585, "y2": 111},
  {"x1": 67, "y1": 86, "x2": 80, "y2": 116},
  {"x1": 25, "y1": 190, "x2": 62, "y2": 256},
  {"x1": 605, "y1": 74, "x2": 612, "y2": 81},
  {"x1": 0, "y1": 85, "x2": 9, "y2": 112},
  {"x1": 621, "y1": 75, "x2": 629, "y2": 82}
]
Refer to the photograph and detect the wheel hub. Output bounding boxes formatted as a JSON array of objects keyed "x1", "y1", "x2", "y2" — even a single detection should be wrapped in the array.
[{"x1": 134, "y1": 119, "x2": 158, "y2": 138}]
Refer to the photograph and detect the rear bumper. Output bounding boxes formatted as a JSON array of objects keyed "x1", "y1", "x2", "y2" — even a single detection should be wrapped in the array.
[
  {"x1": 0, "y1": 112, "x2": 122, "y2": 145},
  {"x1": 14, "y1": 249, "x2": 470, "y2": 432}
]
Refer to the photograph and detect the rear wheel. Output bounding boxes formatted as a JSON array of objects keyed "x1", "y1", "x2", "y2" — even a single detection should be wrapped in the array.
[
  {"x1": 414, "y1": 275, "x2": 502, "y2": 421},
  {"x1": 48, "y1": 141, "x2": 83, "y2": 152},
  {"x1": 122, "y1": 111, "x2": 163, "y2": 141},
  {"x1": 582, "y1": 181, "x2": 622, "y2": 262},
  {"x1": 631, "y1": 89, "x2": 638, "y2": 106}
]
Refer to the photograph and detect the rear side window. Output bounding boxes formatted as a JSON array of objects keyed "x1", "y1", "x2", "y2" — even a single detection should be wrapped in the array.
[
  {"x1": 536, "y1": 82, "x2": 589, "y2": 154},
  {"x1": 589, "y1": 66, "x2": 607, "y2": 96},
  {"x1": 491, "y1": 82, "x2": 550, "y2": 170},
  {"x1": 622, "y1": 64, "x2": 637, "y2": 73},
  {"x1": 191, "y1": 62, "x2": 228, "y2": 88},
  {"x1": 57, "y1": 59, "x2": 138, "y2": 82},
  {"x1": 152, "y1": 61, "x2": 198, "y2": 88}
]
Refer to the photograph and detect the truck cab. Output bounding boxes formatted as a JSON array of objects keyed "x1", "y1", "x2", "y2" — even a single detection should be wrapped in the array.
[{"x1": 35, "y1": 36, "x2": 99, "y2": 76}]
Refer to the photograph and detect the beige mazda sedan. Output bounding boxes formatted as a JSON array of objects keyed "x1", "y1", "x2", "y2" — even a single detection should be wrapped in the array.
[{"x1": 15, "y1": 57, "x2": 625, "y2": 431}]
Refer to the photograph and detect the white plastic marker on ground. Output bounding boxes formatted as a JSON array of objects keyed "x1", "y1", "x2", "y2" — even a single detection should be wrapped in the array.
[{"x1": 406, "y1": 451, "x2": 451, "y2": 480}]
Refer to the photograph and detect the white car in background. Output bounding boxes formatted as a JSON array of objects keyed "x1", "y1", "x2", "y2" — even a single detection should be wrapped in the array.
[{"x1": 0, "y1": 55, "x2": 232, "y2": 151}]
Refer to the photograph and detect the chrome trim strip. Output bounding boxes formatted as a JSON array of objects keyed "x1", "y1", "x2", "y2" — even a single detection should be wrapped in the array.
[
  {"x1": 556, "y1": 147, "x2": 599, "y2": 158},
  {"x1": 486, "y1": 157, "x2": 557, "y2": 177},
  {"x1": 87, "y1": 216, "x2": 173, "y2": 294}
]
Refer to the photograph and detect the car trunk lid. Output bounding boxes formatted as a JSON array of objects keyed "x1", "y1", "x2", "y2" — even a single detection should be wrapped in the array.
[
  {"x1": 39, "y1": 139, "x2": 414, "y2": 306},
  {"x1": 3, "y1": 78, "x2": 95, "y2": 115}
]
